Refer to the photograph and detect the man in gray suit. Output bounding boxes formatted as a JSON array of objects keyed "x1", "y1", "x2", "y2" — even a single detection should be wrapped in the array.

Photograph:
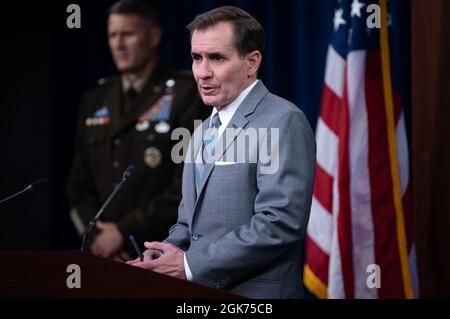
[{"x1": 128, "y1": 6, "x2": 316, "y2": 299}]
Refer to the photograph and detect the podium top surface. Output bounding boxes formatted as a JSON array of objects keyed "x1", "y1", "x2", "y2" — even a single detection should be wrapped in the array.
[{"x1": 0, "y1": 251, "x2": 242, "y2": 299}]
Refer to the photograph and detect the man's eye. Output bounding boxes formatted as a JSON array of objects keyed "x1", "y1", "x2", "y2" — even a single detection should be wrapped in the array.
[
  {"x1": 211, "y1": 56, "x2": 224, "y2": 61},
  {"x1": 192, "y1": 55, "x2": 201, "y2": 62}
]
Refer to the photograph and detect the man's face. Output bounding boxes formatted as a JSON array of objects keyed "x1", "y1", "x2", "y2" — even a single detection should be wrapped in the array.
[
  {"x1": 191, "y1": 22, "x2": 255, "y2": 108},
  {"x1": 108, "y1": 14, "x2": 158, "y2": 74}
]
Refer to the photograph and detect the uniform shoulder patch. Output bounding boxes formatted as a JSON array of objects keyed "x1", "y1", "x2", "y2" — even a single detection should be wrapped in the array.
[{"x1": 95, "y1": 75, "x2": 118, "y2": 87}]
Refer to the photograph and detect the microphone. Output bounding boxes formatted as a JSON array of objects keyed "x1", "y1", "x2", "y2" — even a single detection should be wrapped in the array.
[
  {"x1": 0, "y1": 178, "x2": 48, "y2": 206},
  {"x1": 80, "y1": 165, "x2": 136, "y2": 252}
]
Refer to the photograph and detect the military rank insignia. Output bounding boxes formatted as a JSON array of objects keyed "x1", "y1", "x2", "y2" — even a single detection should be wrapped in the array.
[{"x1": 85, "y1": 106, "x2": 111, "y2": 127}]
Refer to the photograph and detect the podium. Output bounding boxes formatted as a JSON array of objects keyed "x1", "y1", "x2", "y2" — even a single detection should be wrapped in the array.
[{"x1": 0, "y1": 251, "x2": 242, "y2": 299}]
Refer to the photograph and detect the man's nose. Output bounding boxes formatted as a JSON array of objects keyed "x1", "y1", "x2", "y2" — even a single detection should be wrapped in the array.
[
  {"x1": 111, "y1": 35, "x2": 125, "y2": 50},
  {"x1": 196, "y1": 60, "x2": 213, "y2": 79}
]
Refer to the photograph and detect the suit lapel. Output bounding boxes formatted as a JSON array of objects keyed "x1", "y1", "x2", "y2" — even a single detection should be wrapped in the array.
[
  {"x1": 194, "y1": 112, "x2": 248, "y2": 206},
  {"x1": 194, "y1": 119, "x2": 210, "y2": 162}
]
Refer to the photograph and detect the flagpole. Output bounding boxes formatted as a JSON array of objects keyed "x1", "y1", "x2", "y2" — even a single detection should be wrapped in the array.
[{"x1": 379, "y1": 0, "x2": 414, "y2": 299}]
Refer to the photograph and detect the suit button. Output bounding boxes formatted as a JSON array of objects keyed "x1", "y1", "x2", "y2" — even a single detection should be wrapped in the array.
[
  {"x1": 113, "y1": 161, "x2": 120, "y2": 169},
  {"x1": 192, "y1": 232, "x2": 202, "y2": 241},
  {"x1": 114, "y1": 138, "x2": 121, "y2": 146}
]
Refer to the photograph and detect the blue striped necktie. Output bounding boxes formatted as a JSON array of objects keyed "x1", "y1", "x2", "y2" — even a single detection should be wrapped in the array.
[{"x1": 195, "y1": 113, "x2": 221, "y2": 195}]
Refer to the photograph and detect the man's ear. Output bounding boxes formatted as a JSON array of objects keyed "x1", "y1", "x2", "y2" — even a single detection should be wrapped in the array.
[
  {"x1": 246, "y1": 51, "x2": 262, "y2": 78},
  {"x1": 149, "y1": 26, "x2": 162, "y2": 48}
]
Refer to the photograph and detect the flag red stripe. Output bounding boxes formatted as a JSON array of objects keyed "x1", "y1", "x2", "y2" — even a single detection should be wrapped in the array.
[
  {"x1": 365, "y1": 50, "x2": 405, "y2": 298},
  {"x1": 314, "y1": 164, "x2": 334, "y2": 213},
  {"x1": 320, "y1": 85, "x2": 343, "y2": 135},
  {"x1": 337, "y1": 73, "x2": 355, "y2": 298},
  {"x1": 306, "y1": 236, "x2": 330, "y2": 285}
]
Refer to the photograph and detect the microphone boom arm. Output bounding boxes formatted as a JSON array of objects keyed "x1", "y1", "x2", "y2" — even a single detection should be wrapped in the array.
[
  {"x1": 0, "y1": 187, "x2": 30, "y2": 206},
  {"x1": 80, "y1": 167, "x2": 134, "y2": 252},
  {"x1": 0, "y1": 179, "x2": 48, "y2": 206}
]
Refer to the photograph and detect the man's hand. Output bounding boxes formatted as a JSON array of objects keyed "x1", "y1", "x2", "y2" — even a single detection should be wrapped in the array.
[
  {"x1": 90, "y1": 221, "x2": 124, "y2": 258},
  {"x1": 126, "y1": 242, "x2": 186, "y2": 280}
]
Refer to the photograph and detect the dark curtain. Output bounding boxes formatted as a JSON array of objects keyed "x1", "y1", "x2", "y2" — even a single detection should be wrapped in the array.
[{"x1": 412, "y1": 0, "x2": 450, "y2": 298}]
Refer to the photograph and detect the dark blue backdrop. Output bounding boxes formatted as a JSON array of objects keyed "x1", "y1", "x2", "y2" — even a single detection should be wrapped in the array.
[{"x1": 0, "y1": 0, "x2": 409, "y2": 251}]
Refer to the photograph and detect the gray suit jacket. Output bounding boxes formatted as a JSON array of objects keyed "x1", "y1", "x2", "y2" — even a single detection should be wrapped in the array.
[{"x1": 165, "y1": 81, "x2": 316, "y2": 298}]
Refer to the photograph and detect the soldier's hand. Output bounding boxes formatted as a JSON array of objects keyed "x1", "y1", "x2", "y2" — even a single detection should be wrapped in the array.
[{"x1": 91, "y1": 221, "x2": 124, "y2": 258}]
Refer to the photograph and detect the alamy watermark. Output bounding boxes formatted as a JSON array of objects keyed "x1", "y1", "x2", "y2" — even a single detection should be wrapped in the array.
[
  {"x1": 66, "y1": 4, "x2": 81, "y2": 29},
  {"x1": 171, "y1": 120, "x2": 280, "y2": 175},
  {"x1": 366, "y1": 264, "x2": 381, "y2": 289},
  {"x1": 66, "y1": 264, "x2": 81, "y2": 289}
]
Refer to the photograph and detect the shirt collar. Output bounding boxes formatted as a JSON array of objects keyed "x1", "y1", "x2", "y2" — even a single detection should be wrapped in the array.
[
  {"x1": 210, "y1": 80, "x2": 259, "y2": 128},
  {"x1": 121, "y1": 74, "x2": 149, "y2": 94}
]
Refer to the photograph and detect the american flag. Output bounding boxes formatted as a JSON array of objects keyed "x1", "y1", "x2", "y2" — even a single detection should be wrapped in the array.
[{"x1": 303, "y1": 0, "x2": 418, "y2": 298}]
